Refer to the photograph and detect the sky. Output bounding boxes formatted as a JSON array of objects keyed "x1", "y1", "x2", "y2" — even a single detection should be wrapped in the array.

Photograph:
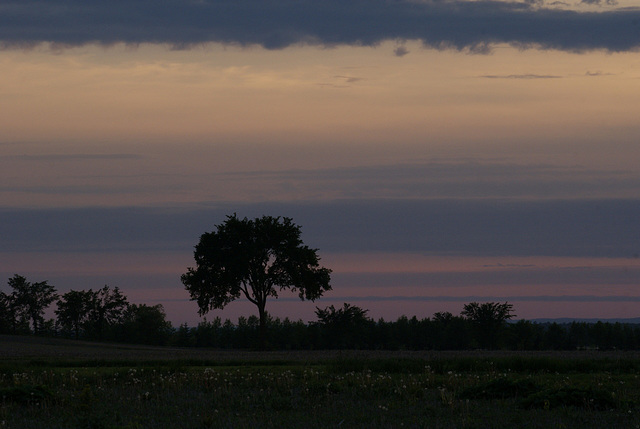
[{"x1": 1, "y1": 0, "x2": 640, "y2": 326}]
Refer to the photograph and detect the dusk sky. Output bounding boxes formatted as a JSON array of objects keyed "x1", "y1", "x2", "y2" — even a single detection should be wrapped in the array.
[{"x1": 1, "y1": 0, "x2": 640, "y2": 325}]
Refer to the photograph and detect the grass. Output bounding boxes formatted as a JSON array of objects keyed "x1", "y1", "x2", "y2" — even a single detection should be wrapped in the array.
[{"x1": 2, "y1": 336, "x2": 640, "y2": 428}]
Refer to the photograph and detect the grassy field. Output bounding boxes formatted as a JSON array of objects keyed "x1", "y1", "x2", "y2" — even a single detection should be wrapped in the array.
[{"x1": 2, "y1": 336, "x2": 640, "y2": 428}]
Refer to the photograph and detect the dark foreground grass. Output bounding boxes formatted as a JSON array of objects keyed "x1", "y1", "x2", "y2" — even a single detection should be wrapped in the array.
[{"x1": 1, "y1": 339, "x2": 640, "y2": 428}]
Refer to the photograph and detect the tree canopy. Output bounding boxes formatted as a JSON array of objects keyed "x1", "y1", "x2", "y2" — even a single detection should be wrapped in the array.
[
  {"x1": 461, "y1": 301, "x2": 516, "y2": 325},
  {"x1": 55, "y1": 289, "x2": 93, "y2": 339},
  {"x1": 7, "y1": 274, "x2": 57, "y2": 334},
  {"x1": 87, "y1": 285, "x2": 129, "y2": 340},
  {"x1": 181, "y1": 214, "x2": 332, "y2": 345},
  {"x1": 461, "y1": 301, "x2": 516, "y2": 349},
  {"x1": 315, "y1": 303, "x2": 370, "y2": 329},
  {"x1": 314, "y1": 303, "x2": 372, "y2": 349}
]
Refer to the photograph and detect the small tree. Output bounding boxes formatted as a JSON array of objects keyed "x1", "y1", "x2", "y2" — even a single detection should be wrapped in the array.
[
  {"x1": 0, "y1": 292, "x2": 15, "y2": 334},
  {"x1": 119, "y1": 304, "x2": 173, "y2": 345},
  {"x1": 7, "y1": 274, "x2": 58, "y2": 334},
  {"x1": 315, "y1": 303, "x2": 370, "y2": 327},
  {"x1": 55, "y1": 290, "x2": 94, "y2": 339},
  {"x1": 461, "y1": 301, "x2": 515, "y2": 349},
  {"x1": 431, "y1": 311, "x2": 471, "y2": 350},
  {"x1": 181, "y1": 214, "x2": 332, "y2": 347},
  {"x1": 315, "y1": 303, "x2": 371, "y2": 348},
  {"x1": 85, "y1": 285, "x2": 129, "y2": 340}
]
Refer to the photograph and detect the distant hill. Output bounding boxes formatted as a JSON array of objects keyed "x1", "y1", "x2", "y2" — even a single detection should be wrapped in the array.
[{"x1": 525, "y1": 317, "x2": 640, "y2": 324}]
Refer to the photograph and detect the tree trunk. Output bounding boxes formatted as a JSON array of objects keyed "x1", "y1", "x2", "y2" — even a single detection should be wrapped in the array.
[
  {"x1": 31, "y1": 314, "x2": 38, "y2": 335},
  {"x1": 258, "y1": 303, "x2": 267, "y2": 350}
]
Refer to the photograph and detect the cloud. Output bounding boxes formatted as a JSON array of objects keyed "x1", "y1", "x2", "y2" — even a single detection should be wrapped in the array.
[
  {"x1": 480, "y1": 74, "x2": 563, "y2": 79},
  {"x1": 5, "y1": 153, "x2": 143, "y2": 161},
  {"x1": 585, "y1": 70, "x2": 615, "y2": 76},
  {"x1": 3, "y1": 158, "x2": 640, "y2": 207},
  {"x1": 334, "y1": 265, "x2": 640, "y2": 287},
  {"x1": 394, "y1": 45, "x2": 410, "y2": 57},
  {"x1": 1, "y1": 198, "x2": 639, "y2": 257},
  {"x1": 3, "y1": 158, "x2": 640, "y2": 208},
  {"x1": 334, "y1": 75, "x2": 364, "y2": 83},
  {"x1": 312, "y1": 295, "x2": 640, "y2": 303},
  {"x1": 215, "y1": 160, "x2": 640, "y2": 200},
  {"x1": 1, "y1": 0, "x2": 640, "y2": 52},
  {"x1": 581, "y1": 0, "x2": 618, "y2": 6}
]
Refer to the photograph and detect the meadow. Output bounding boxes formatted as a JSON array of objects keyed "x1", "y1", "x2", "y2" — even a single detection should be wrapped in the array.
[{"x1": 2, "y1": 336, "x2": 640, "y2": 428}]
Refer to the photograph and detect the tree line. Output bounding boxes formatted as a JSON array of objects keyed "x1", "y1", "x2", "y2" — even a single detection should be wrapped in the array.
[
  {"x1": 0, "y1": 274, "x2": 172, "y2": 345},
  {"x1": 2, "y1": 274, "x2": 640, "y2": 350}
]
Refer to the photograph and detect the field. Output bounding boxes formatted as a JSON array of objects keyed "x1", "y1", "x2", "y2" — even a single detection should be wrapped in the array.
[{"x1": 2, "y1": 336, "x2": 640, "y2": 428}]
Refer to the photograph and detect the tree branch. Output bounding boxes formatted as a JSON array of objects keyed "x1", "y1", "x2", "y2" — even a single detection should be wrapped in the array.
[{"x1": 240, "y1": 281, "x2": 258, "y2": 305}]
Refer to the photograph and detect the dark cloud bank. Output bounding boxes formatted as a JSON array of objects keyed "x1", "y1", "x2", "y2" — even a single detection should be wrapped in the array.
[
  {"x1": 2, "y1": 0, "x2": 640, "y2": 52},
  {"x1": 1, "y1": 199, "x2": 638, "y2": 258}
]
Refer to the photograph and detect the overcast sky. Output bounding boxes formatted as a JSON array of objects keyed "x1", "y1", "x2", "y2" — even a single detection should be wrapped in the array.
[
  {"x1": 3, "y1": 0, "x2": 640, "y2": 51},
  {"x1": 1, "y1": 0, "x2": 639, "y2": 324}
]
